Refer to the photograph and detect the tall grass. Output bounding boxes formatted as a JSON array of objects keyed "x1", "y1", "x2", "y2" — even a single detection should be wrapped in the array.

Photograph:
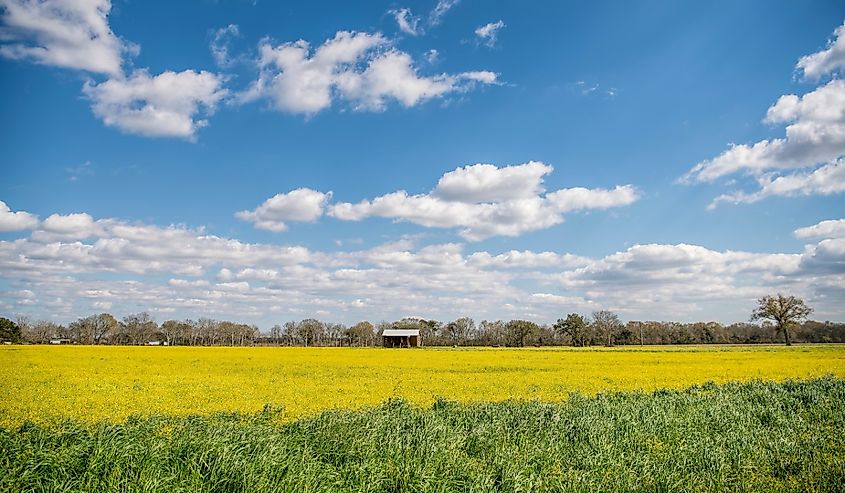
[{"x1": 2, "y1": 378, "x2": 843, "y2": 492}]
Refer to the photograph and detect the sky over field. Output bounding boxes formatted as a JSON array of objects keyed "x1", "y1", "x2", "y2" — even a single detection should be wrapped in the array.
[{"x1": 1, "y1": 0, "x2": 844, "y2": 328}]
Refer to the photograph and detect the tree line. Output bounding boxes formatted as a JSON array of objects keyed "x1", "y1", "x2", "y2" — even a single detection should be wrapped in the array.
[{"x1": 1, "y1": 297, "x2": 842, "y2": 347}]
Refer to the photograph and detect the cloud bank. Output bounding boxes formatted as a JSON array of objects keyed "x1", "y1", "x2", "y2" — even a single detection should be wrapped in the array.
[{"x1": 2, "y1": 202, "x2": 842, "y2": 326}]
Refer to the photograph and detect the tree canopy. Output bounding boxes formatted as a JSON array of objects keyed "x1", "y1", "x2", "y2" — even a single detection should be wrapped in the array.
[{"x1": 751, "y1": 294, "x2": 812, "y2": 346}]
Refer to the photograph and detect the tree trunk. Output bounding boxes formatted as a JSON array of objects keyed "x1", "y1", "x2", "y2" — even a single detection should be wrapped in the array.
[{"x1": 783, "y1": 325, "x2": 792, "y2": 346}]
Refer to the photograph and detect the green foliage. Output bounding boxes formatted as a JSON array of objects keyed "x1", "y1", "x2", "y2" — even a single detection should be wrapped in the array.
[
  {"x1": 504, "y1": 319, "x2": 538, "y2": 347},
  {"x1": 752, "y1": 294, "x2": 813, "y2": 346},
  {"x1": 0, "y1": 317, "x2": 21, "y2": 343},
  {"x1": 2, "y1": 378, "x2": 844, "y2": 492},
  {"x1": 554, "y1": 313, "x2": 588, "y2": 346}
]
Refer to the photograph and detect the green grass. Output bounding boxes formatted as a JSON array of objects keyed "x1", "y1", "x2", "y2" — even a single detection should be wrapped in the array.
[{"x1": 2, "y1": 378, "x2": 844, "y2": 492}]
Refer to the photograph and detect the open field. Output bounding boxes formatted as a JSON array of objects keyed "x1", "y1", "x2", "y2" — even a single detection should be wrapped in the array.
[
  {"x1": 2, "y1": 378, "x2": 844, "y2": 492},
  {"x1": 2, "y1": 345, "x2": 844, "y2": 427}
]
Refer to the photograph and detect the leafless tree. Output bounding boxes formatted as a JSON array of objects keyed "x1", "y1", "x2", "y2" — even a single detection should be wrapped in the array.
[{"x1": 592, "y1": 310, "x2": 623, "y2": 347}]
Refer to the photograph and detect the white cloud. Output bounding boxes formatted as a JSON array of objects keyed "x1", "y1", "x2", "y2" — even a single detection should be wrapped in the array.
[
  {"x1": 429, "y1": 0, "x2": 460, "y2": 27},
  {"x1": 236, "y1": 188, "x2": 332, "y2": 232},
  {"x1": 546, "y1": 186, "x2": 640, "y2": 212},
  {"x1": 682, "y1": 24, "x2": 845, "y2": 207},
  {"x1": 4, "y1": 209, "x2": 844, "y2": 325},
  {"x1": 337, "y1": 51, "x2": 497, "y2": 111},
  {"x1": 389, "y1": 1, "x2": 459, "y2": 37},
  {"x1": 4, "y1": 204, "x2": 845, "y2": 323},
  {"x1": 794, "y1": 218, "x2": 845, "y2": 240},
  {"x1": 0, "y1": 0, "x2": 130, "y2": 76},
  {"x1": 797, "y1": 21, "x2": 845, "y2": 80},
  {"x1": 432, "y1": 161, "x2": 552, "y2": 202},
  {"x1": 210, "y1": 24, "x2": 240, "y2": 67},
  {"x1": 475, "y1": 20, "x2": 505, "y2": 47},
  {"x1": 0, "y1": 1, "x2": 230, "y2": 140},
  {"x1": 241, "y1": 31, "x2": 497, "y2": 114},
  {"x1": 684, "y1": 79, "x2": 845, "y2": 183},
  {"x1": 240, "y1": 31, "x2": 386, "y2": 113},
  {"x1": 38, "y1": 212, "x2": 97, "y2": 239},
  {"x1": 708, "y1": 158, "x2": 845, "y2": 209},
  {"x1": 328, "y1": 162, "x2": 638, "y2": 241},
  {"x1": 467, "y1": 250, "x2": 590, "y2": 270},
  {"x1": 390, "y1": 8, "x2": 420, "y2": 36},
  {"x1": 0, "y1": 201, "x2": 38, "y2": 232},
  {"x1": 168, "y1": 279, "x2": 210, "y2": 288},
  {"x1": 83, "y1": 69, "x2": 228, "y2": 139}
]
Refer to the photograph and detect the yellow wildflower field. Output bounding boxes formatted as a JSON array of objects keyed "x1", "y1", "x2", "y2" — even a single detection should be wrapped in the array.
[{"x1": 1, "y1": 345, "x2": 844, "y2": 427}]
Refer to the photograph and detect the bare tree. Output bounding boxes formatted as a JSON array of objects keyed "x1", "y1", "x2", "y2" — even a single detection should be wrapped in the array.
[
  {"x1": 592, "y1": 310, "x2": 622, "y2": 347},
  {"x1": 445, "y1": 317, "x2": 475, "y2": 345},
  {"x1": 296, "y1": 319, "x2": 325, "y2": 347},
  {"x1": 270, "y1": 324, "x2": 283, "y2": 344},
  {"x1": 478, "y1": 320, "x2": 506, "y2": 346},
  {"x1": 347, "y1": 321, "x2": 375, "y2": 346},
  {"x1": 22, "y1": 319, "x2": 62, "y2": 344},
  {"x1": 123, "y1": 312, "x2": 158, "y2": 345},
  {"x1": 751, "y1": 294, "x2": 812, "y2": 346},
  {"x1": 160, "y1": 319, "x2": 192, "y2": 345},
  {"x1": 70, "y1": 313, "x2": 119, "y2": 344}
]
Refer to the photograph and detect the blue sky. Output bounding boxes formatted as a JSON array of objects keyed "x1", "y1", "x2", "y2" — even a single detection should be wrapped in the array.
[{"x1": 1, "y1": 0, "x2": 844, "y2": 328}]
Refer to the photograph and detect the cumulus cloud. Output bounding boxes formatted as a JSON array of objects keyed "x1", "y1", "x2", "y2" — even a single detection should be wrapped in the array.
[
  {"x1": 684, "y1": 79, "x2": 845, "y2": 184},
  {"x1": 328, "y1": 162, "x2": 638, "y2": 240},
  {"x1": 83, "y1": 69, "x2": 228, "y2": 139},
  {"x1": 335, "y1": 51, "x2": 496, "y2": 111},
  {"x1": 797, "y1": 21, "x2": 845, "y2": 80},
  {"x1": 475, "y1": 20, "x2": 505, "y2": 47},
  {"x1": 3, "y1": 216, "x2": 312, "y2": 279},
  {"x1": 236, "y1": 188, "x2": 332, "y2": 232},
  {"x1": 3, "y1": 209, "x2": 844, "y2": 325},
  {"x1": 38, "y1": 212, "x2": 98, "y2": 239},
  {"x1": 0, "y1": 201, "x2": 38, "y2": 232},
  {"x1": 794, "y1": 218, "x2": 845, "y2": 240},
  {"x1": 707, "y1": 159, "x2": 845, "y2": 209},
  {"x1": 0, "y1": 0, "x2": 130, "y2": 76},
  {"x1": 240, "y1": 31, "x2": 497, "y2": 114},
  {"x1": 432, "y1": 162, "x2": 552, "y2": 202},
  {"x1": 467, "y1": 250, "x2": 590, "y2": 270},
  {"x1": 682, "y1": 23, "x2": 845, "y2": 207},
  {"x1": 0, "y1": 0, "x2": 232, "y2": 139},
  {"x1": 550, "y1": 242, "x2": 827, "y2": 316}
]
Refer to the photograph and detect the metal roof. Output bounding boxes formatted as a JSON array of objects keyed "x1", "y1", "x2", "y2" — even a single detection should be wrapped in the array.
[{"x1": 382, "y1": 329, "x2": 420, "y2": 337}]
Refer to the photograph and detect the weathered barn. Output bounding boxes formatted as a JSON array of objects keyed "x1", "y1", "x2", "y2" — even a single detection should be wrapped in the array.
[{"x1": 382, "y1": 329, "x2": 421, "y2": 348}]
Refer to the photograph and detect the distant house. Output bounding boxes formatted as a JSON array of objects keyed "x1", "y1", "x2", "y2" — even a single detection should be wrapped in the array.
[
  {"x1": 382, "y1": 329, "x2": 420, "y2": 348},
  {"x1": 49, "y1": 339, "x2": 71, "y2": 345}
]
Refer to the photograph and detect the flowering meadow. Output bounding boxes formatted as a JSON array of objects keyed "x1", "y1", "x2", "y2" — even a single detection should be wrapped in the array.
[{"x1": 2, "y1": 345, "x2": 843, "y2": 427}]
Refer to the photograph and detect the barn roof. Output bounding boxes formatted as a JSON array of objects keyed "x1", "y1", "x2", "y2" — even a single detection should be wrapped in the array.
[{"x1": 382, "y1": 329, "x2": 420, "y2": 337}]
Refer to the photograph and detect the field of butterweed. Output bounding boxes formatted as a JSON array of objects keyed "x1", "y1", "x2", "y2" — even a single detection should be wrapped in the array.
[
  {"x1": 2, "y1": 378, "x2": 844, "y2": 492},
  {"x1": 1, "y1": 344, "x2": 844, "y2": 426}
]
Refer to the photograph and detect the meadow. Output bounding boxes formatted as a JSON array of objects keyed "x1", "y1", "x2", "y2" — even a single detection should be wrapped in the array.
[
  {"x1": 1, "y1": 344, "x2": 844, "y2": 426},
  {"x1": 2, "y1": 345, "x2": 844, "y2": 491},
  {"x1": 2, "y1": 378, "x2": 844, "y2": 491}
]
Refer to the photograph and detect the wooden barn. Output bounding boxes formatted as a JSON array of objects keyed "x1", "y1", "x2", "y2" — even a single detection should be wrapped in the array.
[{"x1": 382, "y1": 329, "x2": 421, "y2": 348}]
